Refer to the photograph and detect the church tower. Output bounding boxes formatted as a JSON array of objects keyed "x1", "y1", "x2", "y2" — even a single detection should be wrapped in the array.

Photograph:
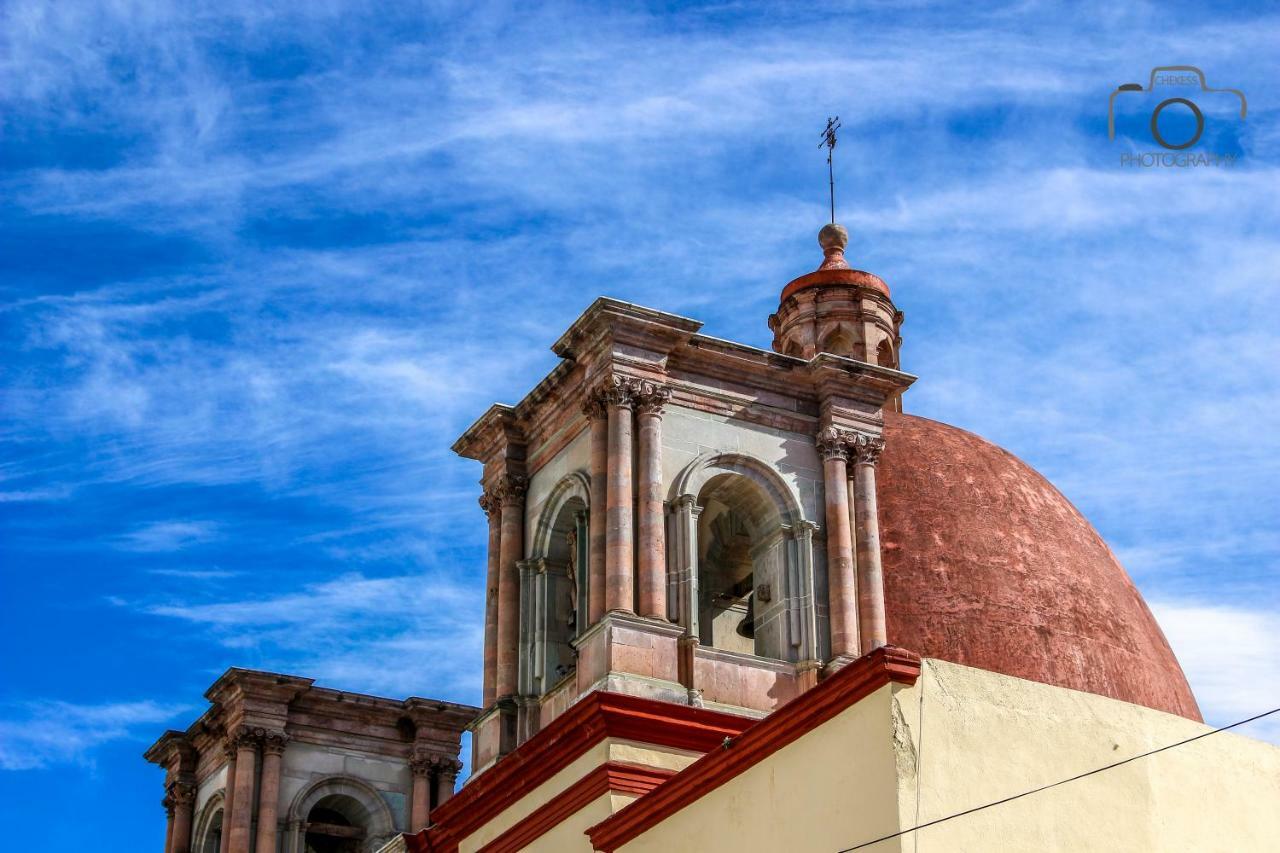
[{"x1": 453, "y1": 225, "x2": 914, "y2": 773}]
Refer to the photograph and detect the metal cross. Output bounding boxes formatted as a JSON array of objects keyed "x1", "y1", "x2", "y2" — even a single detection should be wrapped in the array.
[{"x1": 819, "y1": 116, "x2": 841, "y2": 224}]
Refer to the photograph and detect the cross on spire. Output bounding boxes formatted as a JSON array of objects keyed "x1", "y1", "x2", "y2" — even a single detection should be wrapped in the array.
[{"x1": 819, "y1": 116, "x2": 841, "y2": 224}]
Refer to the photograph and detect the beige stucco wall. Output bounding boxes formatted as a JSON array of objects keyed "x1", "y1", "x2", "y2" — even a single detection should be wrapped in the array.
[
  {"x1": 457, "y1": 738, "x2": 701, "y2": 852},
  {"x1": 620, "y1": 659, "x2": 1280, "y2": 853},
  {"x1": 618, "y1": 682, "x2": 904, "y2": 853}
]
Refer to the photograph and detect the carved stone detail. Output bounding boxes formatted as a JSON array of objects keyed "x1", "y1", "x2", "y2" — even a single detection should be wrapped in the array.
[
  {"x1": 595, "y1": 374, "x2": 640, "y2": 409},
  {"x1": 167, "y1": 780, "x2": 197, "y2": 806},
  {"x1": 854, "y1": 435, "x2": 885, "y2": 466},
  {"x1": 633, "y1": 380, "x2": 672, "y2": 416},
  {"x1": 815, "y1": 426, "x2": 855, "y2": 461},
  {"x1": 409, "y1": 752, "x2": 434, "y2": 777},
  {"x1": 229, "y1": 725, "x2": 263, "y2": 751},
  {"x1": 478, "y1": 491, "x2": 501, "y2": 518},
  {"x1": 495, "y1": 473, "x2": 528, "y2": 506},
  {"x1": 260, "y1": 730, "x2": 289, "y2": 755},
  {"x1": 581, "y1": 394, "x2": 608, "y2": 421}
]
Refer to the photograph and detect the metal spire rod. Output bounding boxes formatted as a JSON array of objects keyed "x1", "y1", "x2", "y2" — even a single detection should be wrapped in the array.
[{"x1": 820, "y1": 116, "x2": 841, "y2": 224}]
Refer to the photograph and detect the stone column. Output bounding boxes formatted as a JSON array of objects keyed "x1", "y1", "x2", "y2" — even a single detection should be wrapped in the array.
[
  {"x1": 603, "y1": 377, "x2": 636, "y2": 613},
  {"x1": 168, "y1": 781, "x2": 196, "y2": 853},
  {"x1": 583, "y1": 397, "x2": 608, "y2": 625},
  {"x1": 409, "y1": 753, "x2": 432, "y2": 831},
  {"x1": 817, "y1": 428, "x2": 858, "y2": 659},
  {"x1": 495, "y1": 474, "x2": 527, "y2": 699},
  {"x1": 634, "y1": 380, "x2": 671, "y2": 619},
  {"x1": 853, "y1": 436, "x2": 888, "y2": 651},
  {"x1": 226, "y1": 728, "x2": 260, "y2": 853},
  {"x1": 479, "y1": 491, "x2": 502, "y2": 708},
  {"x1": 253, "y1": 731, "x2": 287, "y2": 853},
  {"x1": 163, "y1": 795, "x2": 176, "y2": 853},
  {"x1": 219, "y1": 746, "x2": 237, "y2": 853},
  {"x1": 435, "y1": 758, "x2": 461, "y2": 806}
]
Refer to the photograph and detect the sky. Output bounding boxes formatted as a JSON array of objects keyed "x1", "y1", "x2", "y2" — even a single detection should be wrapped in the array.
[{"x1": 1, "y1": 0, "x2": 1278, "y2": 848}]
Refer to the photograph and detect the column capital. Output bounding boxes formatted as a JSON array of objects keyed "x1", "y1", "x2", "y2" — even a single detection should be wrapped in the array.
[
  {"x1": 161, "y1": 794, "x2": 176, "y2": 817},
  {"x1": 432, "y1": 756, "x2": 463, "y2": 779},
  {"x1": 478, "y1": 490, "x2": 502, "y2": 518},
  {"x1": 853, "y1": 435, "x2": 885, "y2": 466},
  {"x1": 581, "y1": 393, "x2": 608, "y2": 421},
  {"x1": 260, "y1": 730, "x2": 289, "y2": 756},
  {"x1": 167, "y1": 779, "x2": 197, "y2": 806},
  {"x1": 409, "y1": 751, "x2": 434, "y2": 778},
  {"x1": 815, "y1": 426, "x2": 856, "y2": 461},
  {"x1": 592, "y1": 373, "x2": 640, "y2": 410},
  {"x1": 228, "y1": 724, "x2": 267, "y2": 751},
  {"x1": 633, "y1": 380, "x2": 672, "y2": 416},
  {"x1": 496, "y1": 473, "x2": 528, "y2": 506}
]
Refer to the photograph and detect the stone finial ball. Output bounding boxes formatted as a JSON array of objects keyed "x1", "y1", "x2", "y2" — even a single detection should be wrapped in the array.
[{"x1": 818, "y1": 223, "x2": 849, "y2": 251}]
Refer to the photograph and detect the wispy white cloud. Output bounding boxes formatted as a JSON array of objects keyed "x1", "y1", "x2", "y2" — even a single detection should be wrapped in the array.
[
  {"x1": 117, "y1": 520, "x2": 220, "y2": 552},
  {"x1": 0, "y1": 699, "x2": 188, "y2": 771},
  {"x1": 1151, "y1": 600, "x2": 1280, "y2": 745},
  {"x1": 143, "y1": 572, "x2": 482, "y2": 699}
]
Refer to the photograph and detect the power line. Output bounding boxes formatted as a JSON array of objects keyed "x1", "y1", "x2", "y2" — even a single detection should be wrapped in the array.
[{"x1": 836, "y1": 705, "x2": 1280, "y2": 852}]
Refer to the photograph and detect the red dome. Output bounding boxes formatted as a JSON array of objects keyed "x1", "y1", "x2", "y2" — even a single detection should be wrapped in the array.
[{"x1": 878, "y1": 411, "x2": 1201, "y2": 721}]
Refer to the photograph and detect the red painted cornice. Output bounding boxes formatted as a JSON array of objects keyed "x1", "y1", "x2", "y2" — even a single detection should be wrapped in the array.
[
  {"x1": 478, "y1": 762, "x2": 674, "y2": 853},
  {"x1": 587, "y1": 646, "x2": 922, "y2": 852},
  {"x1": 414, "y1": 690, "x2": 753, "y2": 852}
]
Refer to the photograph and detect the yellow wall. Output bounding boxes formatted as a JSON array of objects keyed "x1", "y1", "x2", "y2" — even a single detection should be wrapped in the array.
[
  {"x1": 620, "y1": 659, "x2": 1280, "y2": 853},
  {"x1": 619, "y1": 682, "x2": 906, "y2": 853}
]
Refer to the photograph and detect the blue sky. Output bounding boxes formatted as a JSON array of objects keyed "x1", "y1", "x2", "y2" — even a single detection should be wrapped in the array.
[{"x1": 1, "y1": 1, "x2": 1278, "y2": 848}]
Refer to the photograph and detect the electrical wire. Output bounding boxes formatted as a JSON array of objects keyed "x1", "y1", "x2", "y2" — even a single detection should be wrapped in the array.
[{"x1": 836, "y1": 705, "x2": 1280, "y2": 852}]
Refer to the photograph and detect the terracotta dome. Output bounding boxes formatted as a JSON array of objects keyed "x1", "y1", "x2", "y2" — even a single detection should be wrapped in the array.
[{"x1": 877, "y1": 411, "x2": 1201, "y2": 721}]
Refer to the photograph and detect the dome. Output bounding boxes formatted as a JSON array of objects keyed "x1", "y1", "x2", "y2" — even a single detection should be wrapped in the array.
[{"x1": 877, "y1": 411, "x2": 1201, "y2": 721}]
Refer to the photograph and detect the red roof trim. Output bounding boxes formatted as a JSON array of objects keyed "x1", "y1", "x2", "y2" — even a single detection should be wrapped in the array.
[
  {"x1": 477, "y1": 762, "x2": 675, "y2": 853},
  {"x1": 413, "y1": 691, "x2": 752, "y2": 851},
  {"x1": 586, "y1": 646, "x2": 922, "y2": 852}
]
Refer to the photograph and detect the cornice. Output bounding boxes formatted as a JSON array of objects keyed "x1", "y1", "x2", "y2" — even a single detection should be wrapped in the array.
[
  {"x1": 475, "y1": 762, "x2": 676, "y2": 853},
  {"x1": 423, "y1": 690, "x2": 753, "y2": 850}
]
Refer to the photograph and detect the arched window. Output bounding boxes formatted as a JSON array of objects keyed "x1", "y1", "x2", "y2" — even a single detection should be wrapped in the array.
[
  {"x1": 670, "y1": 453, "x2": 821, "y2": 663},
  {"x1": 821, "y1": 326, "x2": 858, "y2": 358},
  {"x1": 876, "y1": 338, "x2": 894, "y2": 368},
  {"x1": 305, "y1": 796, "x2": 367, "y2": 853},
  {"x1": 288, "y1": 777, "x2": 396, "y2": 853},
  {"x1": 193, "y1": 794, "x2": 224, "y2": 853},
  {"x1": 524, "y1": 472, "x2": 591, "y2": 697}
]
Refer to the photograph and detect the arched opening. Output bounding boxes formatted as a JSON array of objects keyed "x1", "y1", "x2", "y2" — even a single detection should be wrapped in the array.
[
  {"x1": 821, "y1": 326, "x2": 857, "y2": 358},
  {"x1": 541, "y1": 495, "x2": 587, "y2": 686},
  {"x1": 289, "y1": 777, "x2": 396, "y2": 853},
  {"x1": 197, "y1": 807, "x2": 222, "y2": 853},
  {"x1": 784, "y1": 340, "x2": 804, "y2": 359},
  {"x1": 304, "y1": 794, "x2": 368, "y2": 853},
  {"x1": 876, "y1": 338, "x2": 894, "y2": 368},
  {"x1": 695, "y1": 472, "x2": 787, "y2": 659}
]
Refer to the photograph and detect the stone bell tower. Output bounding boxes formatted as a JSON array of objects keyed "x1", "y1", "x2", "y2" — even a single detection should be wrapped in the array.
[{"x1": 454, "y1": 226, "x2": 914, "y2": 776}]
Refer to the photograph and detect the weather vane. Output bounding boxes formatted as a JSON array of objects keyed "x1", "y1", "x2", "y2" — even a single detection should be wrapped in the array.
[{"x1": 819, "y1": 116, "x2": 841, "y2": 224}]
